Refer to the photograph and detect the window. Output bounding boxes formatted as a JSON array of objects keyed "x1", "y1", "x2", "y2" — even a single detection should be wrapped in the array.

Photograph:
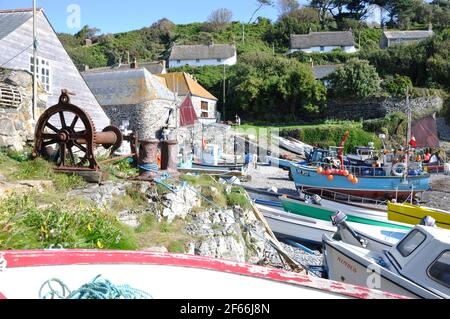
[
  {"x1": 428, "y1": 251, "x2": 450, "y2": 288},
  {"x1": 196, "y1": 59, "x2": 200, "y2": 63},
  {"x1": 30, "y1": 56, "x2": 51, "y2": 92},
  {"x1": 320, "y1": 46, "x2": 325, "y2": 52},
  {"x1": 201, "y1": 101, "x2": 209, "y2": 118},
  {"x1": 397, "y1": 230, "x2": 426, "y2": 257},
  {"x1": 217, "y1": 58, "x2": 222, "y2": 62},
  {"x1": 177, "y1": 60, "x2": 181, "y2": 64}
]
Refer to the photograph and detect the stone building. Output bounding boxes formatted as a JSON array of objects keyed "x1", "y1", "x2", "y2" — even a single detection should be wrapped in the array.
[
  {"x1": 0, "y1": 8, "x2": 110, "y2": 130},
  {"x1": 0, "y1": 68, "x2": 47, "y2": 151},
  {"x1": 380, "y1": 26, "x2": 434, "y2": 49},
  {"x1": 82, "y1": 68, "x2": 177, "y2": 140}
]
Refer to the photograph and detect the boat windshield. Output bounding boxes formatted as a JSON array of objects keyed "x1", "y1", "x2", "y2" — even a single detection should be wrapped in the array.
[
  {"x1": 428, "y1": 251, "x2": 450, "y2": 288},
  {"x1": 397, "y1": 230, "x2": 427, "y2": 257}
]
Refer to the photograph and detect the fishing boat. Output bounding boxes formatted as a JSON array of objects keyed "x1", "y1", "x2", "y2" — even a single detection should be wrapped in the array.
[
  {"x1": 280, "y1": 195, "x2": 411, "y2": 230},
  {"x1": 388, "y1": 202, "x2": 450, "y2": 230},
  {"x1": 323, "y1": 225, "x2": 450, "y2": 299},
  {"x1": 274, "y1": 136, "x2": 312, "y2": 157},
  {"x1": 0, "y1": 250, "x2": 407, "y2": 299},
  {"x1": 245, "y1": 187, "x2": 408, "y2": 249},
  {"x1": 290, "y1": 163, "x2": 431, "y2": 200}
]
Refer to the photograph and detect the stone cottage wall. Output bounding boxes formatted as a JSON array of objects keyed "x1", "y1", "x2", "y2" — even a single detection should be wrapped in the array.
[
  {"x1": 102, "y1": 99, "x2": 177, "y2": 141},
  {"x1": 0, "y1": 68, "x2": 47, "y2": 151},
  {"x1": 327, "y1": 96, "x2": 443, "y2": 121}
]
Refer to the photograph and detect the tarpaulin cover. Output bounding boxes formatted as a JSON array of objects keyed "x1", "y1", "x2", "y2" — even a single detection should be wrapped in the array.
[
  {"x1": 411, "y1": 116, "x2": 440, "y2": 148},
  {"x1": 180, "y1": 96, "x2": 198, "y2": 127}
]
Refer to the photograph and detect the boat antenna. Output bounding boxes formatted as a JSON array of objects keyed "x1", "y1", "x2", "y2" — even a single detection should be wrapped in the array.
[{"x1": 404, "y1": 86, "x2": 412, "y2": 181}]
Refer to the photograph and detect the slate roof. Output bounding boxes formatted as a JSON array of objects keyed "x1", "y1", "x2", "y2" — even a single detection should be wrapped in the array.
[
  {"x1": 290, "y1": 31, "x2": 355, "y2": 49},
  {"x1": 312, "y1": 64, "x2": 342, "y2": 79},
  {"x1": 82, "y1": 68, "x2": 176, "y2": 106},
  {"x1": 383, "y1": 30, "x2": 434, "y2": 40},
  {"x1": 85, "y1": 61, "x2": 166, "y2": 75},
  {"x1": 0, "y1": 9, "x2": 35, "y2": 40},
  {"x1": 169, "y1": 44, "x2": 236, "y2": 60},
  {"x1": 158, "y1": 72, "x2": 218, "y2": 101}
]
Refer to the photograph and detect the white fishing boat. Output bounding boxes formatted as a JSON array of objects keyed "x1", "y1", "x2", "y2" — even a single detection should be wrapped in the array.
[
  {"x1": 323, "y1": 225, "x2": 450, "y2": 299},
  {"x1": 274, "y1": 136, "x2": 313, "y2": 157},
  {"x1": 0, "y1": 250, "x2": 407, "y2": 299},
  {"x1": 255, "y1": 200, "x2": 407, "y2": 251}
]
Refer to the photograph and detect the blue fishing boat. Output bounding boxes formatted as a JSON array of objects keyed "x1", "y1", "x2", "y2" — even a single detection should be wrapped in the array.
[{"x1": 290, "y1": 164, "x2": 430, "y2": 200}]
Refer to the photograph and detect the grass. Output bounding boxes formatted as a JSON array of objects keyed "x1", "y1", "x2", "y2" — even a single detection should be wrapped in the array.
[{"x1": 0, "y1": 194, "x2": 138, "y2": 250}]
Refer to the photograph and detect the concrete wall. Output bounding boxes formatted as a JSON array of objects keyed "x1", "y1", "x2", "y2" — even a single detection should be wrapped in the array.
[{"x1": 169, "y1": 55, "x2": 237, "y2": 68}]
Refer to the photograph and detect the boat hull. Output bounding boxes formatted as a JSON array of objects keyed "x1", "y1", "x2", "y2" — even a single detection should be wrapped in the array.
[
  {"x1": 322, "y1": 236, "x2": 442, "y2": 299},
  {"x1": 291, "y1": 165, "x2": 430, "y2": 200},
  {"x1": 388, "y1": 202, "x2": 450, "y2": 230},
  {"x1": 0, "y1": 250, "x2": 406, "y2": 300},
  {"x1": 281, "y1": 197, "x2": 411, "y2": 231}
]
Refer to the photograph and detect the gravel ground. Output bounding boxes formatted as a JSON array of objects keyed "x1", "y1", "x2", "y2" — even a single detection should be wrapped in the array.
[{"x1": 424, "y1": 174, "x2": 450, "y2": 211}]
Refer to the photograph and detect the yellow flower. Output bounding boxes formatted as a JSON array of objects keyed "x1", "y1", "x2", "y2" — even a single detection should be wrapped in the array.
[
  {"x1": 96, "y1": 240, "x2": 103, "y2": 249},
  {"x1": 87, "y1": 224, "x2": 92, "y2": 232}
]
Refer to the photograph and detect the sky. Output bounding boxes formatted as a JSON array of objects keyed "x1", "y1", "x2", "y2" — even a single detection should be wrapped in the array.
[{"x1": 0, "y1": 0, "x2": 311, "y2": 34}]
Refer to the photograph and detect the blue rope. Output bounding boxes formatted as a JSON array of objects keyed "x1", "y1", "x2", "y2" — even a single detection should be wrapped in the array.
[
  {"x1": 139, "y1": 163, "x2": 159, "y2": 172},
  {"x1": 39, "y1": 275, "x2": 153, "y2": 300}
]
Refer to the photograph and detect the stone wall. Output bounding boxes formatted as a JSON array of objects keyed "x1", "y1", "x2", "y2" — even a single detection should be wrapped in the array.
[
  {"x1": 0, "y1": 68, "x2": 47, "y2": 151},
  {"x1": 102, "y1": 99, "x2": 177, "y2": 141},
  {"x1": 327, "y1": 96, "x2": 444, "y2": 121}
]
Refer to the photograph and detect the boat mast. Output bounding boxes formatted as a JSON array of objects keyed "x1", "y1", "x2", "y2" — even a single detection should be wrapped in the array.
[
  {"x1": 405, "y1": 87, "x2": 412, "y2": 179},
  {"x1": 32, "y1": 0, "x2": 37, "y2": 120}
]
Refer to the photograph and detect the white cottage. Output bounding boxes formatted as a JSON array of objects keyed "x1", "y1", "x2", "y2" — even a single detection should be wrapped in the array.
[
  {"x1": 0, "y1": 8, "x2": 110, "y2": 129},
  {"x1": 158, "y1": 72, "x2": 218, "y2": 125},
  {"x1": 168, "y1": 44, "x2": 237, "y2": 68},
  {"x1": 288, "y1": 31, "x2": 358, "y2": 54}
]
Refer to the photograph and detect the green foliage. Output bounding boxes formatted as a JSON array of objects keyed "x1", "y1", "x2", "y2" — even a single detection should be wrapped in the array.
[
  {"x1": 167, "y1": 240, "x2": 186, "y2": 253},
  {"x1": 362, "y1": 112, "x2": 407, "y2": 137},
  {"x1": 327, "y1": 59, "x2": 381, "y2": 98},
  {"x1": 12, "y1": 158, "x2": 85, "y2": 191},
  {"x1": 281, "y1": 125, "x2": 382, "y2": 153},
  {"x1": 226, "y1": 187, "x2": 252, "y2": 210},
  {"x1": 361, "y1": 30, "x2": 450, "y2": 91},
  {"x1": 382, "y1": 75, "x2": 413, "y2": 96},
  {"x1": 0, "y1": 195, "x2": 137, "y2": 250},
  {"x1": 228, "y1": 52, "x2": 326, "y2": 121},
  {"x1": 290, "y1": 50, "x2": 356, "y2": 65}
]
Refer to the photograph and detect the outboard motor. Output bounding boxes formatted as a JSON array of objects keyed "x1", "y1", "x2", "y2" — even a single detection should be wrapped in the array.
[
  {"x1": 420, "y1": 216, "x2": 436, "y2": 227},
  {"x1": 331, "y1": 211, "x2": 368, "y2": 248}
]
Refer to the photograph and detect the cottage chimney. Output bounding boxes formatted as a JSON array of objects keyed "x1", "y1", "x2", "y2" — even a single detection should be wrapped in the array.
[
  {"x1": 83, "y1": 64, "x2": 90, "y2": 71},
  {"x1": 127, "y1": 51, "x2": 130, "y2": 64},
  {"x1": 309, "y1": 27, "x2": 312, "y2": 33},
  {"x1": 161, "y1": 60, "x2": 167, "y2": 73},
  {"x1": 428, "y1": 22, "x2": 433, "y2": 31},
  {"x1": 130, "y1": 58, "x2": 138, "y2": 69},
  {"x1": 84, "y1": 38, "x2": 92, "y2": 47}
]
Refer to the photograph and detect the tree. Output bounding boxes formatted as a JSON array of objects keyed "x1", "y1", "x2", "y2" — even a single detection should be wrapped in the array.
[
  {"x1": 243, "y1": 0, "x2": 274, "y2": 43},
  {"x1": 327, "y1": 59, "x2": 381, "y2": 98},
  {"x1": 208, "y1": 8, "x2": 233, "y2": 25},
  {"x1": 277, "y1": 0, "x2": 300, "y2": 16},
  {"x1": 75, "y1": 25, "x2": 101, "y2": 40}
]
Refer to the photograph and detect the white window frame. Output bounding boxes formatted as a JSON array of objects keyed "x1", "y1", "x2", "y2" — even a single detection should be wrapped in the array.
[{"x1": 30, "y1": 55, "x2": 51, "y2": 93}]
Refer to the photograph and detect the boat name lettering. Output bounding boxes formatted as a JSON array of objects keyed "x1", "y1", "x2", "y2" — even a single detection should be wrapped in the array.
[{"x1": 337, "y1": 256, "x2": 357, "y2": 274}]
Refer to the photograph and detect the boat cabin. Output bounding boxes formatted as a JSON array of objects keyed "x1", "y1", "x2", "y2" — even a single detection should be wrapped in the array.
[{"x1": 385, "y1": 226, "x2": 450, "y2": 298}]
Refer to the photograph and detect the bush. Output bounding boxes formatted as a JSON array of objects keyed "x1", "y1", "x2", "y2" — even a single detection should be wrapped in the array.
[
  {"x1": 326, "y1": 59, "x2": 381, "y2": 98},
  {"x1": 382, "y1": 75, "x2": 413, "y2": 97},
  {"x1": 281, "y1": 125, "x2": 381, "y2": 153}
]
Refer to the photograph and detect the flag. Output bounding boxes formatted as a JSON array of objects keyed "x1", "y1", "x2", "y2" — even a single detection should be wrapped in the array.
[{"x1": 409, "y1": 136, "x2": 417, "y2": 148}]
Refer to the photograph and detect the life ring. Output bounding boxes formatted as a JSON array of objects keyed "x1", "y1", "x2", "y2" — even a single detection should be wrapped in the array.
[{"x1": 392, "y1": 163, "x2": 406, "y2": 177}]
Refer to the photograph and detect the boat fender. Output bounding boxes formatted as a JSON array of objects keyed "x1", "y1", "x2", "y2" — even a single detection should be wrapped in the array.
[
  {"x1": 392, "y1": 163, "x2": 406, "y2": 177},
  {"x1": 420, "y1": 216, "x2": 436, "y2": 227},
  {"x1": 312, "y1": 194, "x2": 322, "y2": 205}
]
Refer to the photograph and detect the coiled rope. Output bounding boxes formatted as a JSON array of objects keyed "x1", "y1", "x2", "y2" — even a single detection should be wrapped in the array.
[{"x1": 39, "y1": 275, "x2": 153, "y2": 299}]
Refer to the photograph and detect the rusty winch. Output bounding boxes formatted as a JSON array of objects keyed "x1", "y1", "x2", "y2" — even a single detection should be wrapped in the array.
[{"x1": 33, "y1": 91, "x2": 138, "y2": 172}]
